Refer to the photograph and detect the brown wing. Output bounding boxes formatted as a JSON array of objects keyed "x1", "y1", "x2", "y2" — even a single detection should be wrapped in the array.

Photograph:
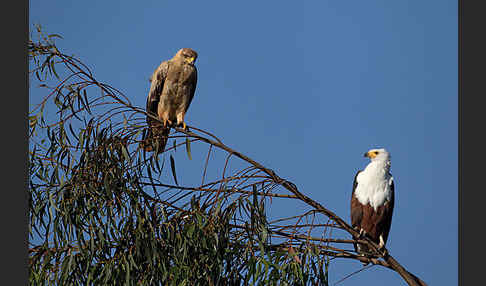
[
  {"x1": 351, "y1": 170, "x2": 366, "y2": 253},
  {"x1": 378, "y1": 177, "x2": 395, "y2": 244},
  {"x1": 142, "y1": 61, "x2": 169, "y2": 152},
  {"x1": 146, "y1": 60, "x2": 169, "y2": 126},
  {"x1": 184, "y1": 65, "x2": 197, "y2": 113},
  {"x1": 350, "y1": 171, "x2": 363, "y2": 229}
]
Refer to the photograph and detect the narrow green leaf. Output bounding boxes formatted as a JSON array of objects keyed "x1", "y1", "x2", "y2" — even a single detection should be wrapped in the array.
[
  {"x1": 261, "y1": 226, "x2": 268, "y2": 242},
  {"x1": 60, "y1": 254, "x2": 70, "y2": 282},
  {"x1": 124, "y1": 257, "x2": 130, "y2": 285},
  {"x1": 67, "y1": 252, "x2": 74, "y2": 274},
  {"x1": 50, "y1": 60, "x2": 60, "y2": 79},
  {"x1": 48, "y1": 192, "x2": 55, "y2": 218},
  {"x1": 187, "y1": 224, "x2": 195, "y2": 238},
  {"x1": 54, "y1": 96, "x2": 61, "y2": 108},
  {"x1": 169, "y1": 155, "x2": 179, "y2": 186},
  {"x1": 40, "y1": 55, "x2": 50, "y2": 73},
  {"x1": 104, "y1": 174, "x2": 113, "y2": 197},
  {"x1": 214, "y1": 198, "x2": 223, "y2": 217},
  {"x1": 185, "y1": 138, "x2": 192, "y2": 160},
  {"x1": 68, "y1": 123, "x2": 78, "y2": 141},
  {"x1": 48, "y1": 33, "x2": 63, "y2": 39},
  {"x1": 134, "y1": 128, "x2": 142, "y2": 140},
  {"x1": 121, "y1": 145, "x2": 130, "y2": 163},
  {"x1": 251, "y1": 185, "x2": 258, "y2": 231},
  {"x1": 128, "y1": 253, "x2": 138, "y2": 270},
  {"x1": 83, "y1": 89, "x2": 91, "y2": 114},
  {"x1": 78, "y1": 130, "x2": 84, "y2": 148}
]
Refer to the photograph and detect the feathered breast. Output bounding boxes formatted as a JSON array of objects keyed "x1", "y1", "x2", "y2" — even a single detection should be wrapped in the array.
[{"x1": 354, "y1": 163, "x2": 393, "y2": 210}]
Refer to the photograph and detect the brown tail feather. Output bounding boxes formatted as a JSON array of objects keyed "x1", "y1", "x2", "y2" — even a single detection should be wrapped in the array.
[{"x1": 141, "y1": 126, "x2": 170, "y2": 154}]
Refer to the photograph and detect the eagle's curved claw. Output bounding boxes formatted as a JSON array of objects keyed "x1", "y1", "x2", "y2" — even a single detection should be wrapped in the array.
[
  {"x1": 380, "y1": 248, "x2": 389, "y2": 257},
  {"x1": 176, "y1": 121, "x2": 188, "y2": 131}
]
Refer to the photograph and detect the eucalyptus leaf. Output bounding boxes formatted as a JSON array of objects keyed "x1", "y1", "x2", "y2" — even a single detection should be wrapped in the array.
[{"x1": 170, "y1": 154, "x2": 179, "y2": 186}]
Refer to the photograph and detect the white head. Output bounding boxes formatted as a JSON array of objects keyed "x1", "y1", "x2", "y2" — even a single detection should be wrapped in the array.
[{"x1": 364, "y1": 148, "x2": 391, "y2": 163}]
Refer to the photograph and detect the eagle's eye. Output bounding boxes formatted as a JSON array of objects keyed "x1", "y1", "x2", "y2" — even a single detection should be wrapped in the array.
[{"x1": 374, "y1": 151, "x2": 379, "y2": 155}]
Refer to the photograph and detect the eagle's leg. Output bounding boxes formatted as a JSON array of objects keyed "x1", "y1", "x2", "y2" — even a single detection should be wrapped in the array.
[
  {"x1": 164, "y1": 119, "x2": 173, "y2": 128},
  {"x1": 359, "y1": 228, "x2": 365, "y2": 238},
  {"x1": 176, "y1": 112, "x2": 187, "y2": 131},
  {"x1": 355, "y1": 228, "x2": 370, "y2": 257},
  {"x1": 159, "y1": 110, "x2": 172, "y2": 128},
  {"x1": 356, "y1": 243, "x2": 371, "y2": 266},
  {"x1": 378, "y1": 235, "x2": 388, "y2": 256},
  {"x1": 378, "y1": 235, "x2": 385, "y2": 249}
]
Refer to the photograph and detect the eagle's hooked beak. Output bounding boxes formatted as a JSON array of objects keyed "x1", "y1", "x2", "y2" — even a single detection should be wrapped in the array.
[
  {"x1": 186, "y1": 57, "x2": 196, "y2": 65},
  {"x1": 364, "y1": 151, "x2": 378, "y2": 159}
]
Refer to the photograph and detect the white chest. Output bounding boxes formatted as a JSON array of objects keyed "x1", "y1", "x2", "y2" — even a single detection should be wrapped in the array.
[{"x1": 354, "y1": 164, "x2": 393, "y2": 210}]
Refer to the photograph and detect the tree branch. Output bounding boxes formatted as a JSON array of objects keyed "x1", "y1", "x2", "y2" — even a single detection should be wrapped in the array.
[{"x1": 174, "y1": 125, "x2": 427, "y2": 286}]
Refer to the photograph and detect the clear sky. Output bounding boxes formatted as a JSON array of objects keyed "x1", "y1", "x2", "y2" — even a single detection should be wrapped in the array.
[{"x1": 30, "y1": 1, "x2": 457, "y2": 285}]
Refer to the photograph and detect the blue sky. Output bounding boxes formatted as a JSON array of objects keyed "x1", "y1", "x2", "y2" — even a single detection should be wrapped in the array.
[{"x1": 30, "y1": 1, "x2": 457, "y2": 285}]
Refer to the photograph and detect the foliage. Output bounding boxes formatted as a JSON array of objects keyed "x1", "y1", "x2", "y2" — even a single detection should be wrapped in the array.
[{"x1": 28, "y1": 25, "x2": 425, "y2": 286}]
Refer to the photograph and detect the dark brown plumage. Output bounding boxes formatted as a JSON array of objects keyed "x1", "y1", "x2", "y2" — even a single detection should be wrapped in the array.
[
  {"x1": 351, "y1": 172, "x2": 395, "y2": 254},
  {"x1": 142, "y1": 48, "x2": 198, "y2": 153}
]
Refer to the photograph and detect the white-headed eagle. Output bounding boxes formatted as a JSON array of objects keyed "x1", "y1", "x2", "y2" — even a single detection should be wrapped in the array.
[{"x1": 351, "y1": 148, "x2": 395, "y2": 255}]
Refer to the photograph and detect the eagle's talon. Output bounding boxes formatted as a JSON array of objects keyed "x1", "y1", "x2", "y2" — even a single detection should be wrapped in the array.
[
  {"x1": 358, "y1": 229, "x2": 366, "y2": 239},
  {"x1": 176, "y1": 122, "x2": 188, "y2": 131}
]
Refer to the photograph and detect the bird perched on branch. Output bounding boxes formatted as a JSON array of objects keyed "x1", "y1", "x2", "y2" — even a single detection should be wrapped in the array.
[
  {"x1": 350, "y1": 148, "x2": 395, "y2": 257},
  {"x1": 142, "y1": 48, "x2": 198, "y2": 153}
]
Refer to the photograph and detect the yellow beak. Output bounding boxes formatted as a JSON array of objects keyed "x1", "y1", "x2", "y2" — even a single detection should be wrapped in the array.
[
  {"x1": 186, "y1": 57, "x2": 195, "y2": 64},
  {"x1": 364, "y1": 151, "x2": 378, "y2": 159}
]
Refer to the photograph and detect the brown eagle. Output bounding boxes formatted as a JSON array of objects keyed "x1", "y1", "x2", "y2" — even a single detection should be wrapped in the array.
[
  {"x1": 142, "y1": 48, "x2": 198, "y2": 153},
  {"x1": 351, "y1": 148, "x2": 395, "y2": 256}
]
